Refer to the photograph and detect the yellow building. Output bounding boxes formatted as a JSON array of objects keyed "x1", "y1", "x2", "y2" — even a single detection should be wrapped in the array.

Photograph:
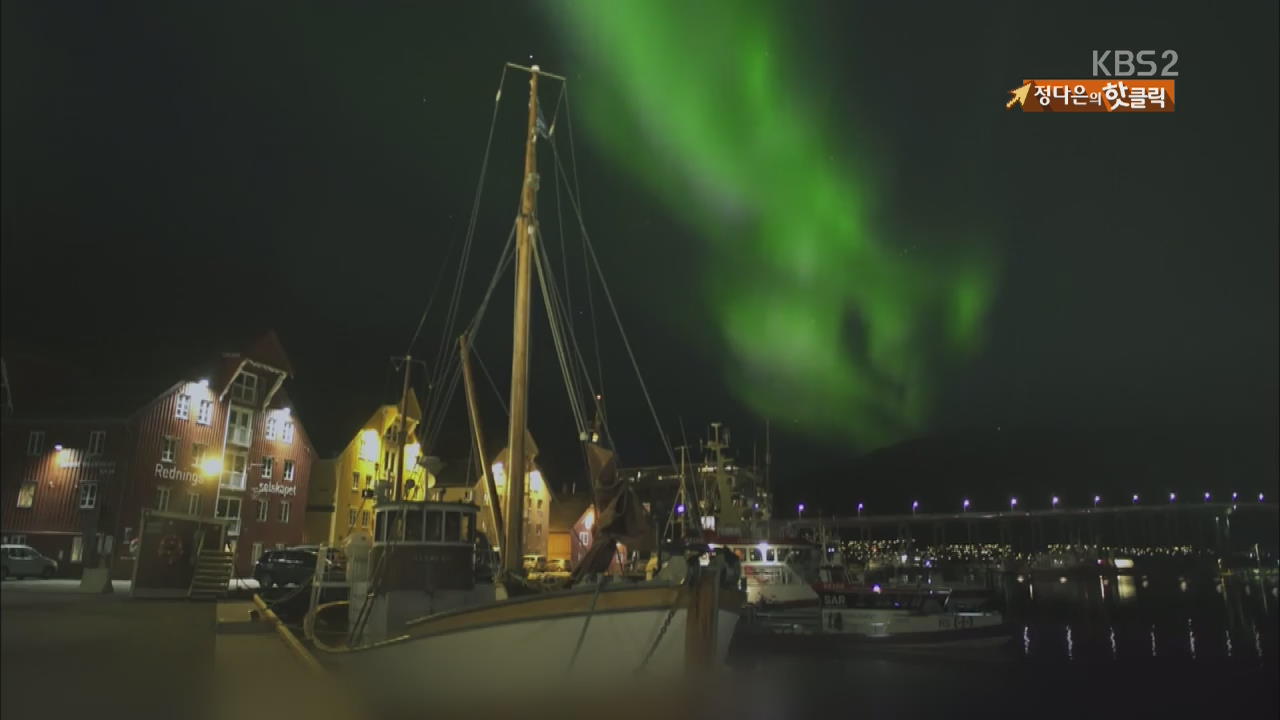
[
  {"x1": 437, "y1": 430, "x2": 551, "y2": 562},
  {"x1": 304, "y1": 394, "x2": 433, "y2": 547}
]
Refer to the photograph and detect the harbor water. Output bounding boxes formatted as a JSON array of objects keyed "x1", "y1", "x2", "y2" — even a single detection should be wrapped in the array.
[{"x1": 724, "y1": 568, "x2": 1278, "y2": 717}]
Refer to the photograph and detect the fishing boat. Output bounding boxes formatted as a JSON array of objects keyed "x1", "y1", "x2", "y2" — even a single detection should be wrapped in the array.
[
  {"x1": 304, "y1": 63, "x2": 744, "y2": 710},
  {"x1": 812, "y1": 563, "x2": 1007, "y2": 644}
]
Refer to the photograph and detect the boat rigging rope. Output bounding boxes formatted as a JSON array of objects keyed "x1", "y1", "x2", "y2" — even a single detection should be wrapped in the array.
[
  {"x1": 566, "y1": 574, "x2": 607, "y2": 671},
  {"x1": 560, "y1": 87, "x2": 606, "y2": 416},
  {"x1": 549, "y1": 140, "x2": 679, "y2": 470},
  {"x1": 421, "y1": 64, "x2": 509, "y2": 431},
  {"x1": 422, "y1": 222, "x2": 514, "y2": 449},
  {"x1": 533, "y1": 227, "x2": 591, "y2": 435}
]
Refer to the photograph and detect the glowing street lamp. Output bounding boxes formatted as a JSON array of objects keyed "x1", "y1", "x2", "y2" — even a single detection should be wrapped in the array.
[
  {"x1": 1010, "y1": 497, "x2": 1018, "y2": 511},
  {"x1": 1203, "y1": 491, "x2": 1211, "y2": 502},
  {"x1": 1093, "y1": 495, "x2": 1101, "y2": 508},
  {"x1": 856, "y1": 502, "x2": 864, "y2": 517},
  {"x1": 1132, "y1": 494, "x2": 1140, "y2": 505},
  {"x1": 962, "y1": 498, "x2": 970, "y2": 512},
  {"x1": 1052, "y1": 496, "x2": 1060, "y2": 509},
  {"x1": 676, "y1": 503, "x2": 686, "y2": 516},
  {"x1": 1260, "y1": 493, "x2": 1267, "y2": 503},
  {"x1": 201, "y1": 457, "x2": 224, "y2": 478},
  {"x1": 911, "y1": 500, "x2": 919, "y2": 515},
  {"x1": 797, "y1": 503, "x2": 806, "y2": 519},
  {"x1": 1232, "y1": 492, "x2": 1239, "y2": 502},
  {"x1": 1169, "y1": 492, "x2": 1177, "y2": 503}
]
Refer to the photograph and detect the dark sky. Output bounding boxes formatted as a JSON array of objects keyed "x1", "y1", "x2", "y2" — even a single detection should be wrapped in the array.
[{"x1": 3, "y1": 1, "x2": 1276, "y2": 511}]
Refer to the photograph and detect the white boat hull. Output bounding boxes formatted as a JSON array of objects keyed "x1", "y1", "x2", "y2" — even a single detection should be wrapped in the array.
[{"x1": 314, "y1": 582, "x2": 742, "y2": 710}]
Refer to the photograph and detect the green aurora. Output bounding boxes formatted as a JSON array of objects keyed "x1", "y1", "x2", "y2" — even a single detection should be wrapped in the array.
[{"x1": 552, "y1": 1, "x2": 997, "y2": 450}]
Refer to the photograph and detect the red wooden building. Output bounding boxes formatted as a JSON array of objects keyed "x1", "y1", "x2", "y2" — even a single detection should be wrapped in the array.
[{"x1": 1, "y1": 332, "x2": 314, "y2": 579}]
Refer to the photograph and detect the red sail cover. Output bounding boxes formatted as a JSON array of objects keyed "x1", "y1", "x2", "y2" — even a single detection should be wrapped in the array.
[{"x1": 570, "y1": 443, "x2": 652, "y2": 581}]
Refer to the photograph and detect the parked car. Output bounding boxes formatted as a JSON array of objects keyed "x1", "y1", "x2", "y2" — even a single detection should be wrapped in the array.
[
  {"x1": 253, "y1": 548, "x2": 337, "y2": 588},
  {"x1": 1, "y1": 544, "x2": 58, "y2": 579}
]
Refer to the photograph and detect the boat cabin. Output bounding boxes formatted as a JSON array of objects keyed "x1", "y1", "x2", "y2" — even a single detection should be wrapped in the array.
[{"x1": 370, "y1": 501, "x2": 480, "y2": 592}]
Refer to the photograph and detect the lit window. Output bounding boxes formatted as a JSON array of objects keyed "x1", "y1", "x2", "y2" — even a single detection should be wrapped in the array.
[
  {"x1": 216, "y1": 497, "x2": 242, "y2": 535},
  {"x1": 155, "y1": 486, "x2": 170, "y2": 512},
  {"x1": 197, "y1": 400, "x2": 213, "y2": 425},
  {"x1": 228, "y1": 407, "x2": 253, "y2": 447},
  {"x1": 223, "y1": 451, "x2": 248, "y2": 490},
  {"x1": 265, "y1": 416, "x2": 278, "y2": 440},
  {"x1": 87, "y1": 431, "x2": 106, "y2": 455},
  {"x1": 191, "y1": 443, "x2": 206, "y2": 468},
  {"x1": 351, "y1": 472, "x2": 360, "y2": 491},
  {"x1": 187, "y1": 492, "x2": 201, "y2": 516},
  {"x1": 78, "y1": 484, "x2": 98, "y2": 509},
  {"x1": 261, "y1": 456, "x2": 274, "y2": 479},
  {"x1": 256, "y1": 499, "x2": 268, "y2": 522},
  {"x1": 282, "y1": 422, "x2": 295, "y2": 444},
  {"x1": 279, "y1": 501, "x2": 291, "y2": 524},
  {"x1": 71, "y1": 536, "x2": 83, "y2": 563},
  {"x1": 176, "y1": 394, "x2": 191, "y2": 420},
  {"x1": 161, "y1": 437, "x2": 177, "y2": 463},
  {"x1": 231, "y1": 372, "x2": 258, "y2": 404},
  {"x1": 17, "y1": 482, "x2": 36, "y2": 508},
  {"x1": 348, "y1": 509, "x2": 357, "y2": 528},
  {"x1": 283, "y1": 460, "x2": 295, "y2": 482},
  {"x1": 26, "y1": 431, "x2": 44, "y2": 456}
]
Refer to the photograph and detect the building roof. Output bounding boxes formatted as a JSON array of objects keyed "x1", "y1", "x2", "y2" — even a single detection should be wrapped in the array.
[{"x1": 1, "y1": 330, "x2": 294, "y2": 422}]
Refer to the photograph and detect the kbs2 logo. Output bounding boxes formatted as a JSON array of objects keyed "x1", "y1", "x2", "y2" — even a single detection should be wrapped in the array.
[{"x1": 1092, "y1": 50, "x2": 1179, "y2": 77}]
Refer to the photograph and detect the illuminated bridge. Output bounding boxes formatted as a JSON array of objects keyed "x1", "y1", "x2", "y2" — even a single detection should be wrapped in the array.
[{"x1": 781, "y1": 502, "x2": 1280, "y2": 552}]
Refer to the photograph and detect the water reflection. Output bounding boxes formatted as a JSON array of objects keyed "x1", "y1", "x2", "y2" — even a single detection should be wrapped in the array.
[
  {"x1": 1116, "y1": 574, "x2": 1137, "y2": 601},
  {"x1": 1001, "y1": 569, "x2": 1277, "y2": 663}
]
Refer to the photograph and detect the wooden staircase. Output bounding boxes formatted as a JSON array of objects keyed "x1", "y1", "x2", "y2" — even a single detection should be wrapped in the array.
[{"x1": 189, "y1": 549, "x2": 234, "y2": 600}]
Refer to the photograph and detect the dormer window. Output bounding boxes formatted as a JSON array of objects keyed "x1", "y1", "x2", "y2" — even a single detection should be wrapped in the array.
[{"x1": 231, "y1": 372, "x2": 258, "y2": 405}]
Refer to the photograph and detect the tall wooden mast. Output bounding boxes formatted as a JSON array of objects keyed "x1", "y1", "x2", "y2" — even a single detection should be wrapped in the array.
[{"x1": 502, "y1": 66, "x2": 541, "y2": 573}]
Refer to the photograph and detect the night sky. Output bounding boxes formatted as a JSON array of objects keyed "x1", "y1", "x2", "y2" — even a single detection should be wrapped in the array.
[{"x1": 3, "y1": 1, "x2": 1276, "y2": 514}]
